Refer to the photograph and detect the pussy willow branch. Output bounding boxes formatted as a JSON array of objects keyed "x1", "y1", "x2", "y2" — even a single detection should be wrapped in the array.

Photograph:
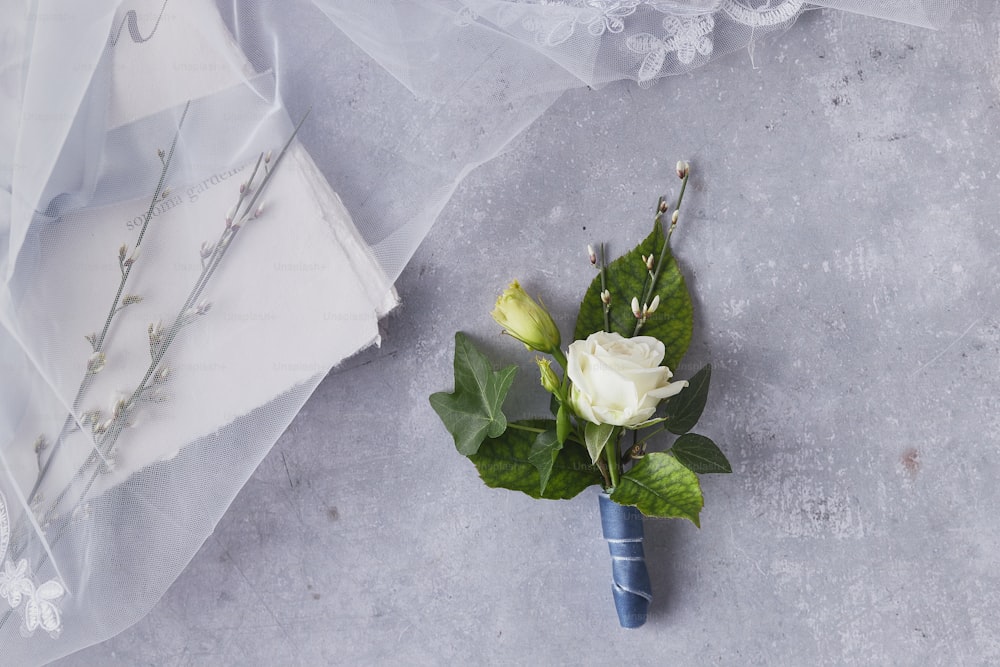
[
  {"x1": 0, "y1": 107, "x2": 311, "y2": 628},
  {"x1": 633, "y1": 169, "x2": 690, "y2": 337},
  {"x1": 0, "y1": 103, "x2": 194, "y2": 633},
  {"x1": 0, "y1": 113, "x2": 312, "y2": 622},
  {"x1": 29, "y1": 101, "x2": 191, "y2": 503},
  {"x1": 599, "y1": 243, "x2": 610, "y2": 333}
]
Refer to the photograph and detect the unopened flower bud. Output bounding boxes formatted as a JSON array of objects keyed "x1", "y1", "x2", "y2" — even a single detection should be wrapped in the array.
[
  {"x1": 239, "y1": 182, "x2": 247, "y2": 194},
  {"x1": 491, "y1": 280, "x2": 562, "y2": 353},
  {"x1": 676, "y1": 160, "x2": 689, "y2": 180},
  {"x1": 631, "y1": 296, "x2": 641, "y2": 319},
  {"x1": 536, "y1": 357, "x2": 560, "y2": 394},
  {"x1": 264, "y1": 150, "x2": 273, "y2": 164},
  {"x1": 109, "y1": 392, "x2": 128, "y2": 419},
  {"x1": 254, "y1": 203, "x2": 264, "y2": 218},
  {"x1": 658, "y1": 199, "x2": 668, "y2": 214},
  {"x1": 671, "y1": 210, "x2": 679, "y2": 225},
  {"x1": 118, "y1": 244, "x2": 128, "y2": 262},
  {"x1": 148, "y1": 320, "x2": 164, "y2": 346},
  {"x1": 644, "y1": 254, "x2": 654, "y2": 271},
  {"x1": 600, "y1": 289, "x2": 611, "y2": 306},
  {"x1": 647, "y1": 294, "x2": 660, "y2": 315},
  {"x1": 87, "y1": 352, "x2": 106, "y2": 374},
  {"x1": 588, "y1": 244, "x2": 597, "y2": 265}
]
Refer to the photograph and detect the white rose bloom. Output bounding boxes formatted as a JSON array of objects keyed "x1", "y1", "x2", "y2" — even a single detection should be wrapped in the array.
[{"x1": 567, "y1": 331, "x2": 688, "y2": 427}]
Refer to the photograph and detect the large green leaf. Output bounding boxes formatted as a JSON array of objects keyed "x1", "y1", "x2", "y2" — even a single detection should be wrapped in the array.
[
  {"x1": 430, "y1": 332, "x2": 517, "y2": 456},
  {"x1": 664, "y1": 363, "x2": 712, "y2": 434},
  {"x1": 610, "y1": 452, "x2": 703, "y2": 525},
  {"x1": 671, "y1": 433, "x2": 731, "y2": 474},
  {"x1": 574, "y1": 220, "x2": 693, "y2": 370},
  {"x1": 470, "y1": 420, "x2": 603, "y2": 500},
  {"x1": 527, "y1": 428, "x2": 562, "y2": 495}
]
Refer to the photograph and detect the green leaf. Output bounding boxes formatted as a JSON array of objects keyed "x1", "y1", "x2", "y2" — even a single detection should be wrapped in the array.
[
  {"x1": 584, "y1": 421, "x2": 616, "y2": 464},
  {"x1": 575, "y1": 219, "x2": 693, "y2": 370},
  {"x1": 549, "y1": 393, "x2": 560, "y2": 418},
  {"x1": 664, "y1": 363, "x2": 712, "y2": 434},
  {"x1": 632, "y1": 416, "x2": 668, "y2": 430},
  {"x1": 528, "y1": 428, "x2": 562, "y2": 495},
  {"x1": 470, "y1": 420, "x2": 603, "y2": 500},
  {"x1": 430, "y1": 332, "x2": 517, "y2": 456},
  {"x1": 556, "y1": 403, "x2": 572, "y2": 445},
  {"x1": 610, "y1": 452, "x2": 704, "y2": 525},
  {"x1": 671, "y1": 433, "x2": 731, "y2": 474}
]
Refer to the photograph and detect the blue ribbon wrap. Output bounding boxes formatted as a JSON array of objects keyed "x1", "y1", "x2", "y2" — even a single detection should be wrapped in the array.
[{"x1": 598, "y1": 492, "x2": 652, "y2": 628}]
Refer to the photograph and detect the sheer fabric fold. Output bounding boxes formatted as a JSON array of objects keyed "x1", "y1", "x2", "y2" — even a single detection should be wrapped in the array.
[{"x1": 0, "y1": 0, "x2": 954, "y2": 662}]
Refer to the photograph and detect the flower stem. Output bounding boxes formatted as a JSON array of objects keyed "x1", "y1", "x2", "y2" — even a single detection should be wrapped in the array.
[
  {"x1": 507, "y1": 423, "x2": 546, "y2": 435},
  {"x1": 551, "y1": 347, "x2": 568, "y2": 372},
  {"x1": 604, "y1": 439, "x2": 620, "y2": 490},
  {"x1": 599, "y1": 243, "x2": 610, "y2": 333}
]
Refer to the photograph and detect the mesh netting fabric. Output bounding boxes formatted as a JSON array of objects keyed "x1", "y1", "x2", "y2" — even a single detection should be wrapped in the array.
[{"x1": 0, "y1": 0, "x2": 955, "y2": 662}]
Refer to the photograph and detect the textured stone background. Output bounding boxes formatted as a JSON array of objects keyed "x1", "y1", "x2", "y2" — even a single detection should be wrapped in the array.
[{"x1": 58, "y1": 5, "x2": 1000, "y2": 665}]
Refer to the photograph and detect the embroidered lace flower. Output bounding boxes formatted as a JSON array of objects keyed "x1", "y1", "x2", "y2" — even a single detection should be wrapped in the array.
[
  {"x1": 0, "y1": 560, "x2": 33, "y2": 607},
  {"x1": 460, "y1": 0, "x2": 808, "y2": 86},
  {"x1": 0, "y1": 494, "x2": 65, "y2": 638}
]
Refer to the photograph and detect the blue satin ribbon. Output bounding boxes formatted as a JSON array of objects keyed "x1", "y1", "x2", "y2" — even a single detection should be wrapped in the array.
[{"x1": 598, "y1": 493, "x2": 652, "y2": 628}]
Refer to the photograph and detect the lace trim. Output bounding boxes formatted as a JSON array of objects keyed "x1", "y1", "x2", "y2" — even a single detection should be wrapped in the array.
[
  {"x1": 627, "y1": 14, "x2": 715, "y2": 84},
  {"x1": 0, "y1": 493, "x2": 65, "y2": 638},
  {"x1": 722, "y1": 0, "x2": 804, "y2": 27},
  {"x1": 459, "y1": 0, "x2": 805, "y2": 85}
]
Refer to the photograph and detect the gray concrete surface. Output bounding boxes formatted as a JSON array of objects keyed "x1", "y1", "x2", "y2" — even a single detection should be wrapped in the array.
[{"x1": 57, "y1": 5, "x2": 1000, "y2": 666}]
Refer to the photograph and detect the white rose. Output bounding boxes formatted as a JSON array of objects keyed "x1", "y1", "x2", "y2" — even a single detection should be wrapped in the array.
[{"x1": 566, "y1": 331, "x2": 687, "y2": 427}]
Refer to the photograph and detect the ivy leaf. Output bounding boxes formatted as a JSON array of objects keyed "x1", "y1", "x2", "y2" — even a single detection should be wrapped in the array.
[
  {"x1": 584, "y1": 421, "x2": 616, "y2": 464},
  {"x1": 470, "y1": 420, "x2": 603, "y2": 500},
  {"x1": 671, "y1": 433, "x2": 731, "y2": 474},
  {"x1": 664, "y1": 363, "x2": 711, "y2": 434},
  {"x1": 610, "y1": 452, "x2": 703, "y2": 525},
  {"x1": 575, "y1": 218, "x2": 693, "y2": 369},
  {"x1": 528, "y1": 428, "x2": 562, "y2": 495},
  {"x1": 430, "y1": 332, "x2": 517, "y2": 456}
]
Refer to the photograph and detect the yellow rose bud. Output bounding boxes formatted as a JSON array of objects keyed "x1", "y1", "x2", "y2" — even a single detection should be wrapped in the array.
[
  {"x1": 536, "y1": 357, "x2": 560, "y2": 394},
  {"x1": 491, "y1": 280, "x2": 562, "y2": 353}
]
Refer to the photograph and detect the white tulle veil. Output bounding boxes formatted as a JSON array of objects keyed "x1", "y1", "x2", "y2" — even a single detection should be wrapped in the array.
[{"x1": 0, "y1": 0, "x2": 955, "y2": 662}]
